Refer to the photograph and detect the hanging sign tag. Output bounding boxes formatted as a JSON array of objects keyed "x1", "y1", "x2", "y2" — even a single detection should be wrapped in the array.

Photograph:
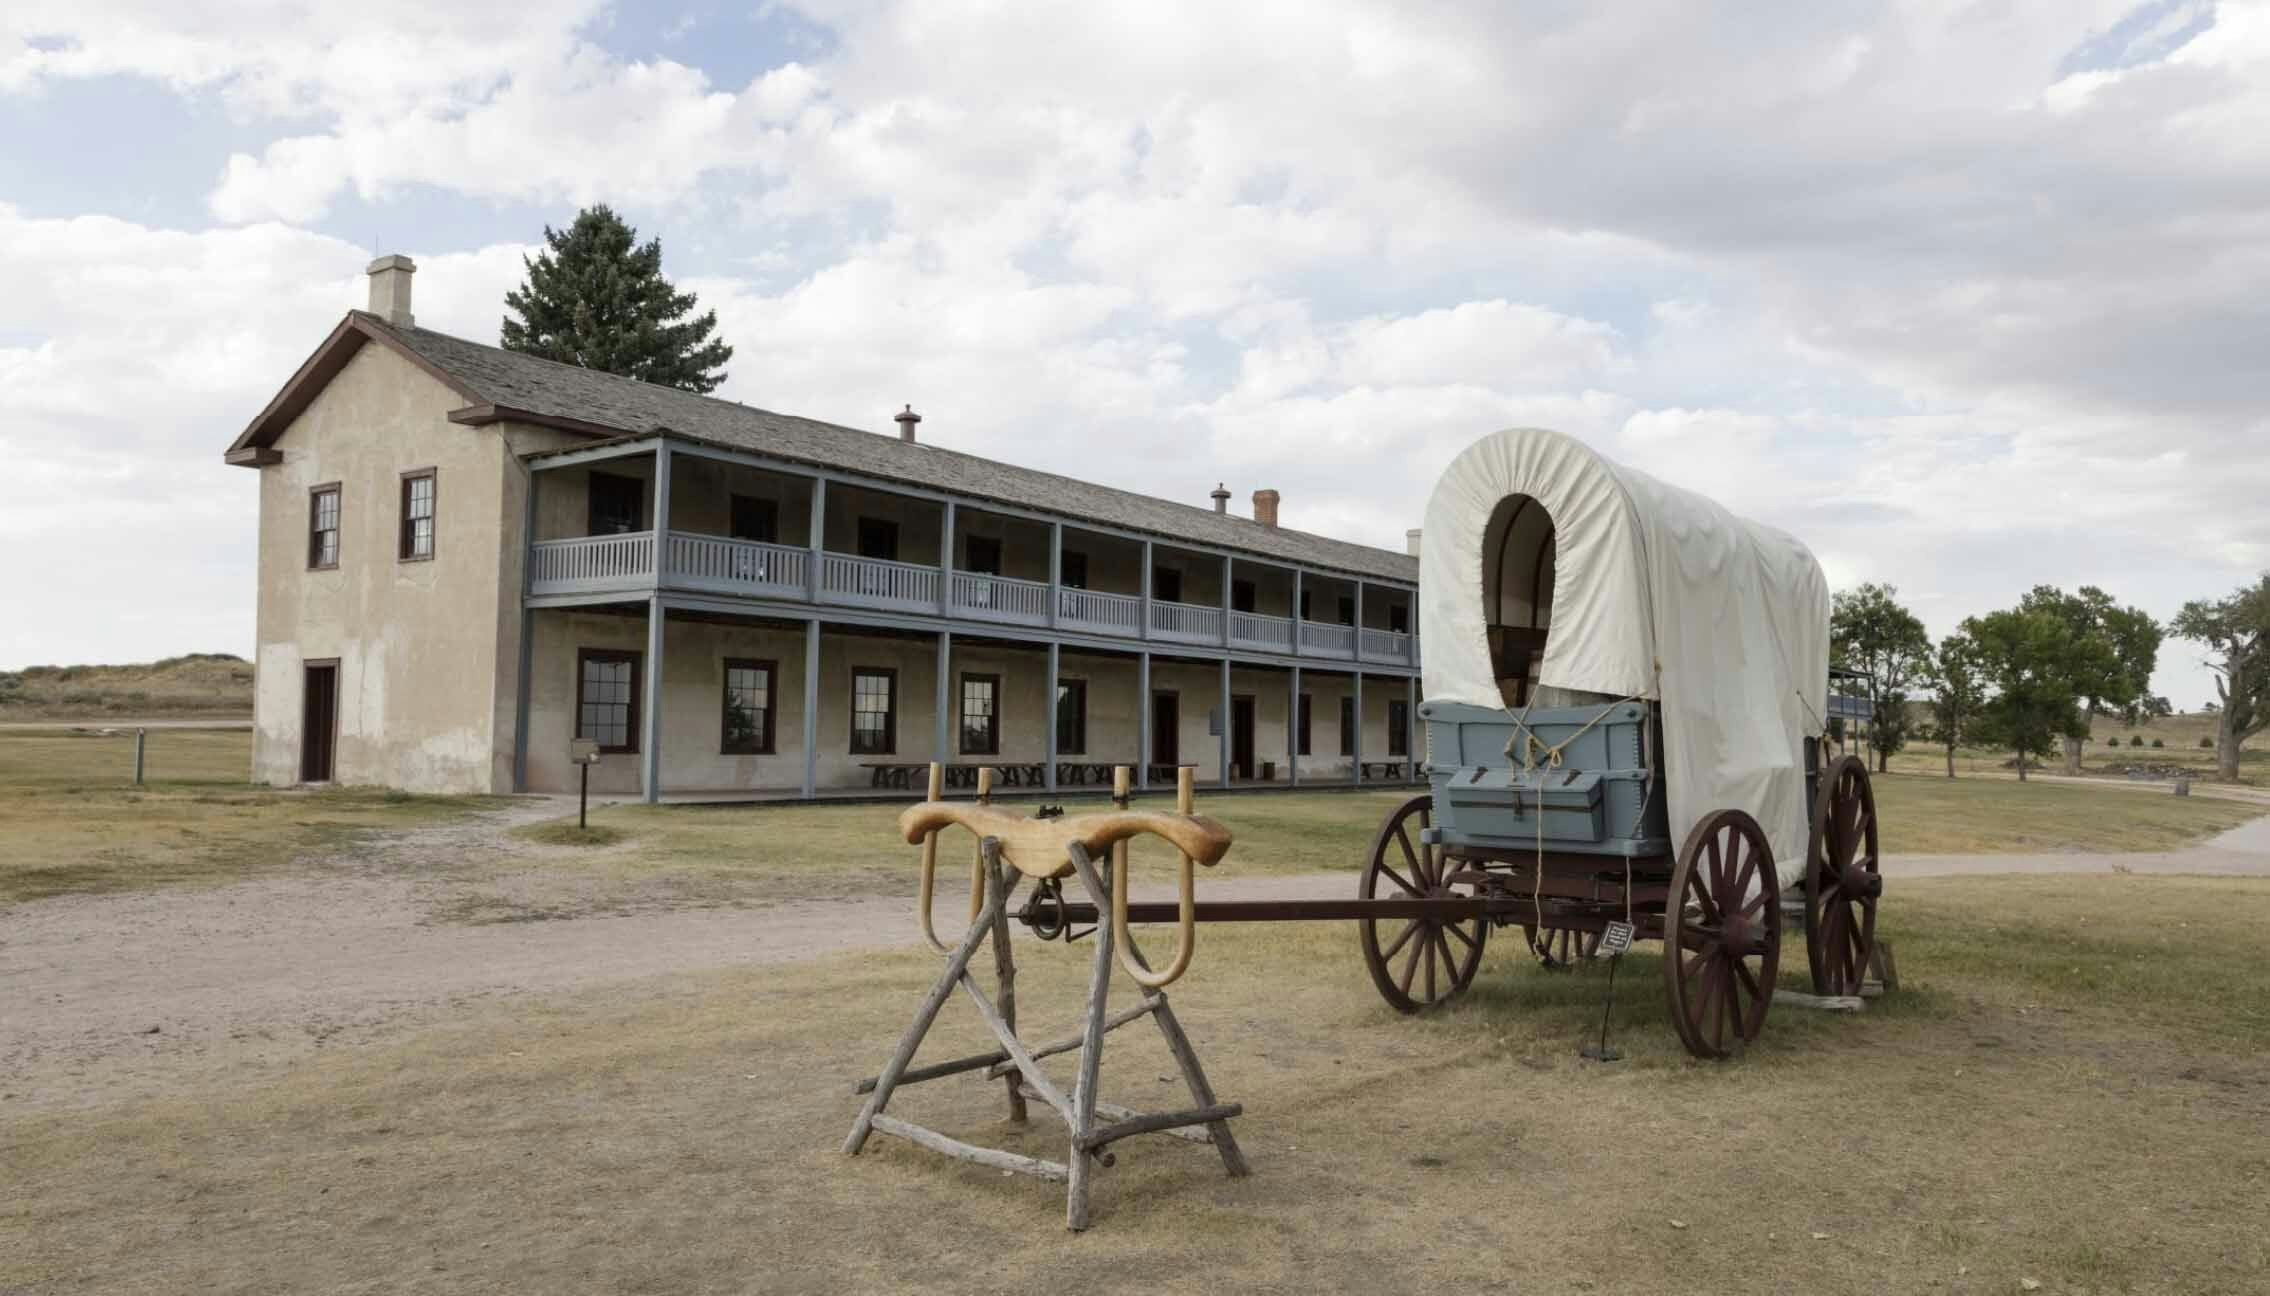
[{"x1": 1599, "y1": 920, "x2": 1636, "y2": 957}]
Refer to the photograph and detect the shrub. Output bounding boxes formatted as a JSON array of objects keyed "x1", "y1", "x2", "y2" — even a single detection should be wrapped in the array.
[
  {"x1": 2129, "y1": 735, "x2": 2144, "y2": 747},
  {"x1": 2201, "y1": 736, "x2": 2215, "y2": 749},
  {"x1": 2151, "y1": 738, "x2": 2165, "y2": 748}
]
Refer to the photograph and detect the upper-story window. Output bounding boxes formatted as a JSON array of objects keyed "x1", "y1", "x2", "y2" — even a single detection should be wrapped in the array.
[
  {"x1": 1061, "y1": 550, "x2": 1088, "y2": 589},
  {"x1": 399, "y1": 469, "x2": 436, "y2": 561},
  {"x1": 1153, "y1": 566, "x2": 1183, "y2": 603},
  {"x1": 308, "y1": 484, "x2": 341, "y2": 570},
  {"x1": 730, "y1": 495, "x2": 778, "y2": 543},
  {"x1": 588, "y1": 472, "x2": 643, "y2": 535},
  {"x1": 1388, "y1": 604, "x2": 1408, "y2": 634},
  {"x1": 1232, "y1": 580, "x2": 1256, "y2": 613},
  {"x1": 858, "y1": 517, "x2": 900, "y2": 562},
  {"x1": 965, "y1": 535, "x2": 1002, "y2": 575},
  {"x1": 1338, "y1": 595, "x2": 1356, "y2": 626}
]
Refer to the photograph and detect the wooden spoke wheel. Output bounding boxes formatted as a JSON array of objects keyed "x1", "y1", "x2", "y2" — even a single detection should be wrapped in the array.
[
  {"x1": 1806, "y1": 755, "x2": 1882, "y2": 996},
  {"x1": 1664, "y1": 809, "x2": 1781, "y2": 1059},
  {"x1": 1524, "y1": 924, "x2": 1600, "y2": 969},
  {"x1": 1359, "y1": 794, "x2": 1488, "y2": 1013}
]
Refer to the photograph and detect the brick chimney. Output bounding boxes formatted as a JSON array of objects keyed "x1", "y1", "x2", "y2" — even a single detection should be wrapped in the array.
[
  {"x1": 895, "y1": 405, "x2": 922, "y2": 442},
  {"x1": 366, "y1": 254, "x2": 415, "y2": 328},
  {"x1": 1210, "y1": 483, "x2": 1231, "y2": 513},
  {"x1": 1252, "y1": 489, "x2": 1280, "y2": 529},
  {"x1": 1406, "y1": 528, "x2": 1422, "y2": 556}
]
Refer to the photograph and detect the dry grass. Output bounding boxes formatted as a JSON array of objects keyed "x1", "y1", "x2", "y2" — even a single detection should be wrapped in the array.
[
  {"x1": 0, "y1": 652, "x2": 254, "y2": 719},
  {"x1": 1888, "y1": 709, "x2": 2268, "y2": 785},
  {"x1": 6, "y1": 872, "x2": 2266, "y2": 1294},
  {"x1": 0, "y1": 728, "x2": 507, "y2": 904}
]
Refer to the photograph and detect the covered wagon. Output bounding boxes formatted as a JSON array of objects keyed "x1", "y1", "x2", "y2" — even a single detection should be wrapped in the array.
[{"x1": 1352, "y1": 426, "x2": 1885, "y2": 1057}]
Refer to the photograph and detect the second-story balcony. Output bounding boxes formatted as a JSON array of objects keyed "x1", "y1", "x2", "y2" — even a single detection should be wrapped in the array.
[{"x1": 528, "y1": 530, "x2": 1417, "y2": 666}]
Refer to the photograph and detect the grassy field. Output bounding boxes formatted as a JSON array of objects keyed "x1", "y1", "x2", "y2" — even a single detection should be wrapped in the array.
[
  {"x1": 5, "y1": 723, "x2": 2260, "y2": 916},
  {"x1": 0, "y1": 728, "x2": 507, "y2": 904},
  {"x1": 1883, "y1": 709, "x2": 2267, "y2": 784},
  {"x1": 6, "y1": 871, "x2": 2267, "y2": 1293},
  {"x1": 0, "y1": 652, "x2": 254, "y2": 720}
]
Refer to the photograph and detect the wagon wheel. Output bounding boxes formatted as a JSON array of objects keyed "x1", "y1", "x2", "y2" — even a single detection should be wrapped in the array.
[
  {"x1": 1663, "y1": 809, "x2": 1781, "y2": 1059},
  {"x1": 1359, "y1": 794, "x2": 1488, "y2": 1013},
  {"x1": 1806, "y1": 755, "x2": 1882, "y2": 996},
  {"x1": 1523, "y1": 924, "x2": 1600, "y2": 969}
]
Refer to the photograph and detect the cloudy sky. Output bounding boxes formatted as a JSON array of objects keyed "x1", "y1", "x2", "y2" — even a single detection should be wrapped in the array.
[{"x1": 3, "y1": 1, "x2": 2264, "y2": 704}]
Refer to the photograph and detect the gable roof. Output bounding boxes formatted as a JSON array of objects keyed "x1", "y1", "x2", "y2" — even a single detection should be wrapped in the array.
[{"x1": 230, "y1": 311, "x2": 1420, "y2": 583}]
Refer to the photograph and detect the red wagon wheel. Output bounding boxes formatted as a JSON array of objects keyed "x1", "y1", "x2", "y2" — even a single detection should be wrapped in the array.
[
  {"x1": 1359, "y1": 794, "x2": 1488, "y2": 1013},
  {"x1": 1806, "y1": 755, "x2": 1882, "y2": 996},
  {"x1": 1524, "y1": 924, "x2": 1600, "y2": 969},
  {"x1": 1663, "y1": 808, "x2": 1781, "y2": 1059}
]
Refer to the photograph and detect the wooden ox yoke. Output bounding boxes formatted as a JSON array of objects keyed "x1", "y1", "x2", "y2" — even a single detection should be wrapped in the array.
[{"x1": 846, "y1": 765, "x2": 1248, "y2": 1230}]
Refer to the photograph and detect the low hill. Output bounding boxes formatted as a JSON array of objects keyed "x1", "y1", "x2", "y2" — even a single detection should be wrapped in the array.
[{"x1": 0, "y1": 654, "x2": 255, "y2": 720}]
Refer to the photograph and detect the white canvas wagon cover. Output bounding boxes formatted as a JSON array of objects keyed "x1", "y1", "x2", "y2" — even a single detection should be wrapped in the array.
[{"x1": 1418, "y1": 427, "x2": 1831, "y2": 876}]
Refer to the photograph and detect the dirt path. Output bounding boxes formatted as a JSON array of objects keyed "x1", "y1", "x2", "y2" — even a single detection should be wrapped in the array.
[{"x1": 6, "y1": 803, "x2": 2269, "y2": 1115}]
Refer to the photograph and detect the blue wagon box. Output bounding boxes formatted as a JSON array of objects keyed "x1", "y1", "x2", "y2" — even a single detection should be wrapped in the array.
[{"x1": 1420, "y1": 700, "x2": 1670, "y2": 858}]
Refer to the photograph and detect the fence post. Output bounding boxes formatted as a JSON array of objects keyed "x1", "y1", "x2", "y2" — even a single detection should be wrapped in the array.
[{"x1": 133, "y1": 728, "x2": 146, "y2": 786}]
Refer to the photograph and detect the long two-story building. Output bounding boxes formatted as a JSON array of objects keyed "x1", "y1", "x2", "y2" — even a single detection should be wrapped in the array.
[{"x1": 225, "y1": 255, "x2": 1425, "y2": 801}]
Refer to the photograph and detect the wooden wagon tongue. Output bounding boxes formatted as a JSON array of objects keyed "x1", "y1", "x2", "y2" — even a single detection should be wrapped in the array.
[{"x1": 844, "y1": 765, "x2": 1248, "y2": 1232}]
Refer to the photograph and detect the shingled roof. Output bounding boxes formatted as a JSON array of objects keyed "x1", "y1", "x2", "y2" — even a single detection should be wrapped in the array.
[{"x1": 233, "y1": 311, "x2": 1420, "y2": 584}]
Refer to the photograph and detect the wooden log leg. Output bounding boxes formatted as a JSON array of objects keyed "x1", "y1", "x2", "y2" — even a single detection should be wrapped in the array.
[
  {"x1": 985, "y1": 849, "x2": 1029, "y2": 1124},
  {"x1": 1064, "y1": 842, "x2": 1116, "y2": 1232},
  {"x1": 1065, "y1": 842, "x2": 1250, "y2": 1180},
  {"x1": 843, "y1": 844, "x2": 1009, "y2": 1157}
]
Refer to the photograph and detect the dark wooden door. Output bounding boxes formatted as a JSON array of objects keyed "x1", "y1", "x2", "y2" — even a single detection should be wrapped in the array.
[
  {"x1": 1151, "y1": 690, "x2": 1179, "y2": 765},
  {"x1": 301, "y1": 662, "x2": 338, "y2": 783},
  {"x1": 858, "y1": 517, "x2": 900, "y2": 561},
  {"x1": 1231, "y1": 695, "x2": 1256, "y2": 779}
]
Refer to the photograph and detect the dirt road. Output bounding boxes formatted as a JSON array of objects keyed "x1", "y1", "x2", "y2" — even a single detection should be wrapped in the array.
[{"x1": 5, "y1": 801, "x2": 2266, "y2": 1115}]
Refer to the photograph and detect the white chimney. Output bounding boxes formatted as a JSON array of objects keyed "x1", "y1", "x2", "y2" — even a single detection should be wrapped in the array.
[
  {"x1": 366, "y1": 254, "x2": 416, "y2": 328},
  {"x1": 1405, "y1": 528, "x2": 1422, "y2": 556}
]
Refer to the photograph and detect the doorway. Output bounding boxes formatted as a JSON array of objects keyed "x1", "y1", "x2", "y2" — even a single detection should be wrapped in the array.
[
  {"x1": 1151, "y1": 690, "x2": 1179, "y2": 767},
  {"x1": 301, "y1": 661, "x2": 339, "y2": 783},
  {"x1": 1231, "y1": 694, "x2": 1256, "y2": 780}
]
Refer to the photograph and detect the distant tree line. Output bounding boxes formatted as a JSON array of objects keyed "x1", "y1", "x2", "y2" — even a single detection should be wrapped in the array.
[{"x1": 1831, "y1": 573, "x2": 2270, "y2": 783}]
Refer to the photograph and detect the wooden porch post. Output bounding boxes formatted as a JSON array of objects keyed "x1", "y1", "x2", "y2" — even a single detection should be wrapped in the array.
[
  {"x1": 1140, "y1": 540, "x2": 1154, "y2": 642},
  {"x1": 1220, "y1": 556, "x2": 1232, "y2": 647},
  {"x1": 801, "y1": 618, "x2": 821, "y2": 799},
  {"x1": 1352, "y1": 579, "x2": 1364, "y2": 662},
  {"x1": 807, "y1": 478, "x2": 827, "y2": 603},
  {"x1": 1137, "y1": 651, "x2": 1151, "y2": 793},
  {"x1": 642, "y1": 597, "x2": 665, "y2": 803},
  {"x1": 1352, "y1": 670, "x2": 1364, "y2": 787},
  {"x1": 1291, "y1": 568, "x2": 1304, "y2": 659},
  {"x1": 1289, "y1": 665, "x2": 1300, "y2": 789},
  {"x1": 1048, "y1": 522, "x2": 1062, "y2": 630},
  {"x1": 935, "y1": 631, "x2": 952, "y2": 767},
  {"x1": 1045, "y1": 641, "x2": 1060, "y2": 794},
  {"x1": 1218, "y1": 658, "x2": 1231, "y2": 790},
  {"x1": 938, "y1": 500, "x2": 955, "y2": 616}
]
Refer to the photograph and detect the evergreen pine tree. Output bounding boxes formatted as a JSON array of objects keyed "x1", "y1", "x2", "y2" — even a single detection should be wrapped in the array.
[{"x1": 500, "y1": 204, "x2": 733, "y2": 394}]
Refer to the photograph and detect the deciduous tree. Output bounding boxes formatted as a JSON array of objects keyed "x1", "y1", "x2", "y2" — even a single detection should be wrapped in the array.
[
  {"x1": 2017, "y1": 586, "x2": 2160, "y2": 775},
  {"x1": 1961, "y1": 607, "x2": 2087, "y2": 782},
  {"x1": 501, "y1": 204, "x2": 733, "y2": 393},
  {"x1": 1830, "y1": 583, "x2": 1931, "y2": 772},
  {"x1": 2171, "y1": 574, "x2": 2270, "y2": 781},
  {"x1": 1921, "y1": 632, "x2": 1983, "y2": 780}
]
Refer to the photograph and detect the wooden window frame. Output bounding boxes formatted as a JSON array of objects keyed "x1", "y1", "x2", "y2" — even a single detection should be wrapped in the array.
[
  {"x1": 1055, "y1": 678, "x2": 1088, "y2": 755},
  {"x1": 959, "y1": 672, "x2": 1001, "y2": 756},
  {"x1": 398, "y1": 467, "x2": 437, "y2": 562},
  {"x1": 587, "y1": 471, "x2": 644, "y2": 536},
  {"x1": 1388, "y1": 699, "x2": 1410, "y2": 757},
  {"x1": 850, "y1": 667, "x2": 898, "y2": 756},
  {"x1": 1340, "y1": 695, "x2": 1356, "y2": 757},
  {"x1": 307, "y1": 482, "x2": 342, "y2": 570},
  {"x1": 729, "y1": 494, "x2": 778, "y2": 544},
  {"x1": 576, "y1": 648, "x2": 642, "y2": 755},
  {"x1": 721, "y1": 657, "x2": 777, "y2": 755}
]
